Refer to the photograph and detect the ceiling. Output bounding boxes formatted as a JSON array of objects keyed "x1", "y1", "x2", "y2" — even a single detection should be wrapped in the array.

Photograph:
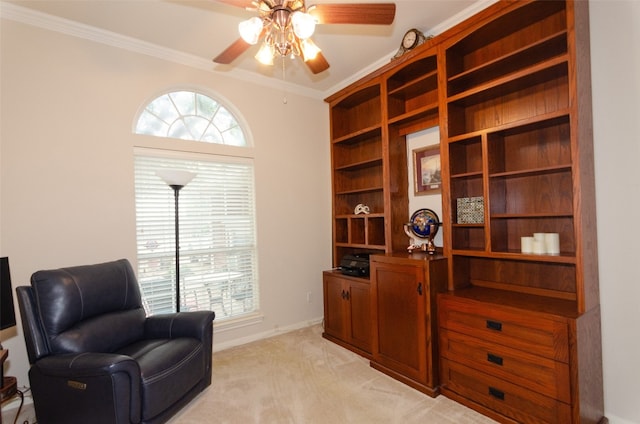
[{"x1": 2, "y1": 0, "x2": 494, "y2": 97}]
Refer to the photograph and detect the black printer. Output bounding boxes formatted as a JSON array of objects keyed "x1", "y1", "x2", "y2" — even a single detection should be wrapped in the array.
[{"x1": 339, "y1": 253, "x2": 370, "y2": 277}]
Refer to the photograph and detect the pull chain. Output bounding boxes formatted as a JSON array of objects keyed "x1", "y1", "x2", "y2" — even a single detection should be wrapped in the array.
[{"x1": 281, "y1": 57, "x2": 288, "y2": 104}]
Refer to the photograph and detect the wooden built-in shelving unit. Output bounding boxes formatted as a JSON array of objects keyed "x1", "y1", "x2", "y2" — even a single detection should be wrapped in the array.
[{"x1": 323, "y1": 2, "x2": 605, "y2": 423}]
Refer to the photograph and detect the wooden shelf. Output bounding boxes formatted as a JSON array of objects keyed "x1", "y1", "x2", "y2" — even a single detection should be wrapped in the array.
[
  {"x1": 450, "y1": 171, "x2": 483, "y2": 180},
  {"x1": 335, "y1": 186, "x2": 383, "y2": 196},
  {"x1": 489, "y1": 164, "x2": 572, "y2": 179},
  {"x1": 389, "y1": 69, "x2": 438, "y2": 96},
  {"x1": 388, "y1": 103, "x2": 438, "y2": 126},
  {"x1": 332, "y1": 124, "x2": 382, "y2": 145},
  {"x1": 335, "y1": 157, "x2": 383, "y2": 172},
  {"x1": 450, "y1": 249, "x2": 576, "y2": 264},
  {"x1": 447, "y1": 56, "x2": 569, "y2": 104}
]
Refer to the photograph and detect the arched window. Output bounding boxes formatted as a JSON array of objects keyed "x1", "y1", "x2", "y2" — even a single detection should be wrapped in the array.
[
  {"x1": 133, "y1": 90, "x2": 258, "y2": 321},
  {"x1": 135, "y1": 90, "x2": 247, "y2": 146}
]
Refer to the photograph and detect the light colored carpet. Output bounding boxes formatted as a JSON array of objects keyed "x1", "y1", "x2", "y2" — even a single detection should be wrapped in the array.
[{"x1": 169, "y1": 324, "x2": 497, "y2": 424}]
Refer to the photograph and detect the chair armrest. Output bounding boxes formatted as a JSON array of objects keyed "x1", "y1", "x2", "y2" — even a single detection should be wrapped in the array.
[
  {"x1": 144, "y1": 311, "x2": 215, "y2": 341},
  {"x1": 34, "y1": 352, "x2": 140, "y2": 379}
]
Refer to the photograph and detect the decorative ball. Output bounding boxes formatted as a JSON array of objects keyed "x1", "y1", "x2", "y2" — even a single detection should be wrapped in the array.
[{"x1": 407, "y1": 208, "x2": 440, "y2": 239}]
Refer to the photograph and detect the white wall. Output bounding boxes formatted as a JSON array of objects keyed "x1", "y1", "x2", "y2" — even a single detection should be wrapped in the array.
[
  {"x1": 0, "y1": 18, "x2": 331, "y2": 388},
  {"x1": 590, "y1": 1, "x2": 640, "y2": 423}
]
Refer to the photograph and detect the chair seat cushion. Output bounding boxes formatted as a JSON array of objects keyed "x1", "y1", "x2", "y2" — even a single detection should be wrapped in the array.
[{"x1": 117, "y1": 338, "x2": 205, "y2": 420}]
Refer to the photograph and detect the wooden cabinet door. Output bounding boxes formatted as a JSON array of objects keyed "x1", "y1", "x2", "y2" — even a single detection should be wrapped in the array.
[
  {"x1": 346, "y1": 280, "x2": 371, "y2": 352},
  {"x1": 371, "y1": 260, "x2": 427, "y2": 384},
  {"x1": 323, "y1": 273, "x2": 347, "y2": 341},
  {"x1": 323, "y1": 272, "x2": 371, "y2": 354}
]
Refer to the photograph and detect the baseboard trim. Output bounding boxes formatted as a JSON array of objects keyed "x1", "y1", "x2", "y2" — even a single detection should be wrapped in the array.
[{"x1": 212, "y1": 317, "x2": 323, "y2": 352}]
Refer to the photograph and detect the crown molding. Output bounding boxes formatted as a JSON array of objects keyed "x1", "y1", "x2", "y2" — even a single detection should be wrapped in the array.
[
  {"x1": 2, "y1": 1, "x2": 498, "y2": 100},
  {"x1": 0, "y1": 2, "x2": 325, "y2": 100}
]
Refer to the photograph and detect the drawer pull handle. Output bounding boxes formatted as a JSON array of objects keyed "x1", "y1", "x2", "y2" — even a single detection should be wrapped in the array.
[
  {"x1": 417, "y1": 282, "x2": 423, "y2": 296},
  {"x1": 489, "y1": 387, "x2": 505, "y2": 400},
  {"x1": 487, "y1": 353, "x2": 503, "y2": 366},
  {"x1": 486, "y1": 320, "x2": 502, "y2": 331}
]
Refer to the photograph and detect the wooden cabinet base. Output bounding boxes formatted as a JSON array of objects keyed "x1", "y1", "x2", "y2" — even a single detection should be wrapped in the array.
[
  {"x1": 321, "y1": 332, "x2": 372, "y2": 360},
  {"x1": 371, "y1": 361, "x2": 439, "y2": 397}
]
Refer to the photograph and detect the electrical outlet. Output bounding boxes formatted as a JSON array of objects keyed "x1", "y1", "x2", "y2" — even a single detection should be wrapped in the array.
[{"x1": 307, "y1": 292, "x2": 312, "y2": 303}]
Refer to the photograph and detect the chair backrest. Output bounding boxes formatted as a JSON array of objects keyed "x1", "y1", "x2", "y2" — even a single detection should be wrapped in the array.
[{"x1": 18, "y1": 259, "x2": 146, "y2": 362}]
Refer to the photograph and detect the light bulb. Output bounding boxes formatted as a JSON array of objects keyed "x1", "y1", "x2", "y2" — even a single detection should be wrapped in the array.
[
  {"x1": 301, "y1": 38, "x2": 321, "y2": 61},
  {"x1": 255, "y1": 42, "x2": 275, "y2": 65}
]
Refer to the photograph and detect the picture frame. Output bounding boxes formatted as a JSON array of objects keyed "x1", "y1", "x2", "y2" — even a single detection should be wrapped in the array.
[{"x1": 413, "y1": 145, "x2": 441, "y2": 195}]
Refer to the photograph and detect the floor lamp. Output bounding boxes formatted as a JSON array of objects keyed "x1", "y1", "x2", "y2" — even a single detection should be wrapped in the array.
[{"x1": 157, "y1": 169, "x2": 196, "y2": 313}]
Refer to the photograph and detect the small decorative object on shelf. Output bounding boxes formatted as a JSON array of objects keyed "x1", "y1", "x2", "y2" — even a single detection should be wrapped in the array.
[
  {"x1": 521, "y1": 232, "x2": 560, "y2": 255},
  {"x1": 456, "y1": 197, "x2": 484, "y2": 223},
  {"x1": 393, "y1": 28, "x2": 428, "y2": 59},
  {"x1": 354, "y1": 203, "x2": 370, "y2": 215},
  {"x1": 403, "y1": 208, "x2": 440, "y2": 254}
]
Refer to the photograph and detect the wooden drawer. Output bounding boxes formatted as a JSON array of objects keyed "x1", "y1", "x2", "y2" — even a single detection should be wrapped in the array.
[
  {"x1": 438, "y1": 295, "x2": 569, "y2": 362},
  {"x1": 441, "y1": 359, "x2": 571, "y2": 424},
  {"x1": 439, "y1": 328, "x2": 570, "y2": 403}
]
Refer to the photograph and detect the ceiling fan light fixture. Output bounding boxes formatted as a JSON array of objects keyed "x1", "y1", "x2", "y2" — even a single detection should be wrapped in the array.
[
  {"x1": 255, "y1": 42, "x2": 275, "y2": 65},
  {"x1": 214, "y1": 1, "x2": 396, "y2": 76},
  {"x1": 238, "y1": 16, "x2": 263, "y2": 45},
  {"x1": 300, "y1": 38, "x2": 321, "y2": 61},
  {"x1": 291, "y1": 11, "x2": 316, "y2": 39}
]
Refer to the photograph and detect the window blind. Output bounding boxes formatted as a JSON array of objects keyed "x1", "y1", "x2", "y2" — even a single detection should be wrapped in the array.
[{"x1": 134, "y1": 154, "x2": 258, "y2": 319}]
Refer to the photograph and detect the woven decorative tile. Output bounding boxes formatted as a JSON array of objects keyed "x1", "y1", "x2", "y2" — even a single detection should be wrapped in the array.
[{"x1": 457, "y1": 197, "x2": 484, "y2": 224}]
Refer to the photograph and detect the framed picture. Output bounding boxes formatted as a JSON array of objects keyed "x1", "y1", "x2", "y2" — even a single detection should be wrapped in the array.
[{"x1": 413, "y1": 145, "x2": 441, "y2": 195}]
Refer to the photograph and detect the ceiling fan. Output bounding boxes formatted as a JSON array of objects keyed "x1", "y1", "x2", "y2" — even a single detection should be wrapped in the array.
[{"x1": 212, "y1": 1, "x2": 396, "y2": 74}]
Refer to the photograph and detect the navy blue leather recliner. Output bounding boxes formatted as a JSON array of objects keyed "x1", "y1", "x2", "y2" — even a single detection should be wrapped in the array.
[{"x1": 16, "y1": 258, "x2": 215, "y2": 424}]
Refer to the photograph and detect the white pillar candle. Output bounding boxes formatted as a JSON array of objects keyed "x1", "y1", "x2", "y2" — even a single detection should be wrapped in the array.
[
  {"x1": 545, "y1": 233, "x2": 560, "y2": 255},
  {"x1": 532, "y1": 239, "x2": 546, "y2": 254},
  {"x1": 521, "y1": 236, "x2": 534, "y2": 254}
]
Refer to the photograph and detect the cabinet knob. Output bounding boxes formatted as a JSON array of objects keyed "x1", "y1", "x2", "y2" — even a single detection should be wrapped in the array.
[
  {"x1": 487, "y1": 353, "x2": 504, "y2": 366},
  {"x1": 486, "y1": 320, "x2": 502, "y2": 331},
  {"x1": 489, "y1": 387, "x2": 505, "y2": 401}
]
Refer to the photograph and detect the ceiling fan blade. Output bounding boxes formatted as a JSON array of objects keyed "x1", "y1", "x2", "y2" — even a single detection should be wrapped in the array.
[
  {"x1": 308, "y1": 3, "x2": 396, "y2": 25},
  {"x1": 305, "y1": 52, "x2": 330, "y2": 74},
  {"x1": 213, "y1": 38, "x2": 252, "y2": 64},
  {"x1": 212, "y1": 0, "x2": 255, "y2": 8}
]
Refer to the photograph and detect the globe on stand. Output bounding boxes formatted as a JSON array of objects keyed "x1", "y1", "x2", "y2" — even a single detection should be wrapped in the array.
[{"x1": 403, "y1": 209, "x2": 441, "y2": 254}]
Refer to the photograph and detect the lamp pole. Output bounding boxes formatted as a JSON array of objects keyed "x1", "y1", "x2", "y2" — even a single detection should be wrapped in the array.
[
  {"x1": 170, "y1": 184, "x2": 184, "y2": 312},
  {"x1": 157, "y1": 170, "x2": 196, "y2": 313}
]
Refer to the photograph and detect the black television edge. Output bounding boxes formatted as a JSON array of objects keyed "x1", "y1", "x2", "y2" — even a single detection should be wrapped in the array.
[{"x1": 0, "y1": 257, "x2": 17, "y2": 331}]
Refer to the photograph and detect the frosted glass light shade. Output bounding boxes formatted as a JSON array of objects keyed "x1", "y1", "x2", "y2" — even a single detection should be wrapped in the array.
[
  {"x1": 291, "y1": 12, "x2": 316, "y2": 39},
  {"x1": 156, "y1": 169, "x2": 196, "y2": 187},
  {"x1": 238, "y1": 17, "x2": 263, "y2": 45},
  {"x1": 301, "y1": 38, "x2": 321, "y2": 61},
  {"x1": 255, "y1": 43, "x2": 275, "y2": 65}
]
